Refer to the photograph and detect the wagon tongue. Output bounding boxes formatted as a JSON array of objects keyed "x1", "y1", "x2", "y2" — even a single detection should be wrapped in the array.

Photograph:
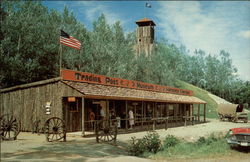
[{"x1": 231, "y1": 128, "x2": 250, "y2": 135}]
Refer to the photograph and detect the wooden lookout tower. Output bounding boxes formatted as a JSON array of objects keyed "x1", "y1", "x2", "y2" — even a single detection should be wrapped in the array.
[{"x1": 135, "y1": 18, "x2": 156, "y2": 57}]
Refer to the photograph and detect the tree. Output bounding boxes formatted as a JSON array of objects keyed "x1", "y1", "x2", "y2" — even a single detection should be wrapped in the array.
[{"x1": 1, "y1": 1, "x2": 60, "y2": 87}]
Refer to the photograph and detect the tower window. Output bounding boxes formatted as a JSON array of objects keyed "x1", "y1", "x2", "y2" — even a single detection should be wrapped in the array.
[{"x1": 139, "y1": 39, "x2": 141, "y2": 42}]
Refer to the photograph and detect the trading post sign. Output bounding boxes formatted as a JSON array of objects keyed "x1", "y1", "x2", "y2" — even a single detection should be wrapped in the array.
[{"x1": 61, "y1": 69, "x2": 193, "y2": 96}]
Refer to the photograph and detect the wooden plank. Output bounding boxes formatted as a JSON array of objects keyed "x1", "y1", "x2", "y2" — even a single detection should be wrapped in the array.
[
  {"x1": 0, "y1": 77, "x2": 61, "y2": 93},
  {"x1": 152, "y1": 104, "x2": 156, "y2": 130},
  {"x1": 198, "y1": 104, "x2": 200, "y2": 122},
  {"x1": 106, "y1": 100, "x2": 109, "y2": 119},
  {"x1": 141, "y1": 101, "x2": 143, "y2": 127},
  {"x1": 204, "y1": 104, "x2": 206, "y2": 122},
  {"x1": 184, "y1": 104, "x2": 187, "y2": 126},
  {"x1": 82, "y1": 97, "x2": 85, "y2": 136},
  {"x1": 153, "y1": 102, "x2": 155, "y2": 118},
  {"x1": 125, "y1": 100, "x2": 128, "y2": 131},
  {"x1": 192, "y1": 104, "x2": 194, "y2": 124}
]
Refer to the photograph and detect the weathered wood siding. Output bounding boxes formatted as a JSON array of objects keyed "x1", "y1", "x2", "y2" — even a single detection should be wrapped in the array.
[
  {"x1": 0, "y1": 81, "x2": 83, "y2": 131},
  {"x1": 136, "y1": 26, "x2": 154, "y2": 57}
]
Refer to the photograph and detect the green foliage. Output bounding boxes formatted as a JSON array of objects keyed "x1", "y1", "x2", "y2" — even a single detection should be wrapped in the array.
[
  {"x1": 128, "y1": 132, "x2": 162, "y2": 156},
  {"x1": 152, "y1": 134, "x2": 230, "y2": 159},
  {"x1": 128, "y1": 136, "x2": 146, "y2": 156},
  {"x1": 143, "y1": 131, "x2": 162, "y2": 153},
  {"x1": 196, "y1": 134, "x2": 220, "y2": 146},
  {"x1": 163, "y1": 135, "x2": 180, "y2": 149},
  {"x1": 1, "y1": 1, "x2": 249, "y2": 108}
]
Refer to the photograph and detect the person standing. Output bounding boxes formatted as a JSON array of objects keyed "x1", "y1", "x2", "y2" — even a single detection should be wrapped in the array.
[
  {"x1": 129, "y1": 109, "x2": 134, "y2": 129},
  {"x1": 89, "y1": 109, "x2": 95, "y2": 130},
  {"x1": 100, "y1": 106, "x2": 105, "y2": 120}
]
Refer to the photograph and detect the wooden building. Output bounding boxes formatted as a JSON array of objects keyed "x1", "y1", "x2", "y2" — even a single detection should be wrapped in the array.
[
  {"x1": 135, "y1": 18, "x2": 155, "y2": 57},
  {"x1": 0, "y1": 69, "x2": 206, "y2": 134}
]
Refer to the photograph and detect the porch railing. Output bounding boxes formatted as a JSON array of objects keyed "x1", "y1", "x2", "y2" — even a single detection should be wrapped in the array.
[{"x1": 82, "y1": 115, "x2": 202, "y2": 136}]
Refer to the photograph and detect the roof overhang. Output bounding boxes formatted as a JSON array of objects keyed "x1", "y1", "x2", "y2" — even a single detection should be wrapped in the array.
[{"x1": 63, "y1": 81, "x2": 206, "y2": 104}]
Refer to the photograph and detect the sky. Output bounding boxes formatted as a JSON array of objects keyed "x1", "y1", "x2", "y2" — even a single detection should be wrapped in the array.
[{"x1": 43, "y1": 1, "x2": 250, "y2": 81}]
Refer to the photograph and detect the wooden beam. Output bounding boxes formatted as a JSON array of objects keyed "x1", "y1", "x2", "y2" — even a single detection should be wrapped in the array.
[
  {"x1": 166, "y1": 104, "x2": 169, "y2": 117},
  {"x1": 141, "y1": 101, "x2": 143, "y2": 127},
  {"x1": 106, "y1": 99, "x2": 109, "y2": 119},
  {"x1": 204, "y1": 104, "x2": 206, "y2": 122},
  {"x1": 144, "y1": 101, "x2": 146, "y2": 123},
  {"x1": 198, "y1": 104, "x2": 200, "y2": 122},
  {"x1": 83, "y1": 95, "x2": 206, "y2": 105},
  {"x1": 81, "y1": 97, "x2": 85, "y2": 136},
  {"x1": 153, "y1": 102, "x2": 155, "y2": 118},
  {"x1": 165, "y1": 103, "x2": 168, "y2": 130},
  {"x1": 125, "y1": 100, "x2": 128, "y2": 131},
  {"x1": 192, "y1": 104, "x2": 194, "y2": 125},
  {"x1": 184, "y1": 104, "x2": 187, "y2": 126},
  {"x1": 0, "y1": 77, "x2": 61, "y2": 93},
  {"x1": 153, "y1": 102, "x2": 156, "y2": 130},
  {"x1": 174, "y1": 104, "x2": 177, "y2": 124}
]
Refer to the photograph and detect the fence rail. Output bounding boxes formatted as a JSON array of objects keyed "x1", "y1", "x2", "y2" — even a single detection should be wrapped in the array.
[{"x1": 83, "y1": 115, "x2": 202, "y2": 136}]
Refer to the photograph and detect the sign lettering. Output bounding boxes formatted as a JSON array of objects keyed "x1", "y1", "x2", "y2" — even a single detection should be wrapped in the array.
[{"x1": 61, "y1": 69, "x2": 193, "y2": 96}]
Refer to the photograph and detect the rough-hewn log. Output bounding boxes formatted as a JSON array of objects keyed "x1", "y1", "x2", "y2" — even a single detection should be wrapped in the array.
[{"x1": 0, "y1": 77, "x2": 61, "y2": 93}]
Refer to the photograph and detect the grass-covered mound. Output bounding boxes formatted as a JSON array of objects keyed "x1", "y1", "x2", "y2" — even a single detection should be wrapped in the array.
[{"x1": 176, "y1": 80, "x2": 218, "y2": 118}]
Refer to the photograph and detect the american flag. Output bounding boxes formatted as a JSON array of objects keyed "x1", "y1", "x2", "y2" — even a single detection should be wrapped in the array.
[
  {"x1": 146, "y1": 2, "x2": 151, "y2": 8},
  {"x1": 60, "y1": 30, "x2": 81, "y2": 50}
]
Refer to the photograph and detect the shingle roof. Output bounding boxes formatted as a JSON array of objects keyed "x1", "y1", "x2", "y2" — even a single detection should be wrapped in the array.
[
  {"x1": 136, "y1": 18, "x2": 156, "y2": 26},
  {"x1": 63, "y1": 81, "x2": 206, "y2": 104}
]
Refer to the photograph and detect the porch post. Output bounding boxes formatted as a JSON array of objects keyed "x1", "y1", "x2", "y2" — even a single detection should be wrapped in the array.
[
  {"x1": 165, "y1": 103, "x2": 168, "y2": 130},
  {"x1": 192, "y1": 104, "x2": 194, "y2": 125},
  {"x1": 81, "y1": 97, "x2": 85, "y2": 136},
  {"x1": 141, "y1": 101, "x2": 143, "y2": 127},
  {"x1": 125, "y1": 100, "x2": 128, "y2": 131},
  {"x1": 184, "y1": 104, "x2": 187, "y2": 126},
  {"x1": 198, "y1": 104, "x2": 200, "y2": 122},
  {"x1": 153, "y1": 102, "x2": 156, "y2": 130},
  {"x1": 166, "y1": 104, "x2": 169, "y2": 117},
  {"x1": 204, "y1": 104, "x2": 206, "y2": 122}
]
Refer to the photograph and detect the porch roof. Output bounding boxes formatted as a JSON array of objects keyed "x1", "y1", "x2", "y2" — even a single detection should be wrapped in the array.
[{"x1": 62, "y1": 81, "x2": 206, "y2": 104}]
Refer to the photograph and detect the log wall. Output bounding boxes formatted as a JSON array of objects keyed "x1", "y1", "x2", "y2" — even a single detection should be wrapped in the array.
[{"x1": 0, "y1": 81, "x2": 83, "y2": 131}]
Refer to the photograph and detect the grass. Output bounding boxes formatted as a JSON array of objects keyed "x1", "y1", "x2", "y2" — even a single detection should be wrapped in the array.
[
  {"x1": 148, "y1": 134, "x2": 231, "y2": 160},
  {"x1": 175, "y1": 80, "x2": 218, "y2": 118}
]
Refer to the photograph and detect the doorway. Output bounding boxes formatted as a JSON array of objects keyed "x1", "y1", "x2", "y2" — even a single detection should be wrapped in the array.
[{"x1": 63, "y1": 97, "x2": 82, "y2": 132}]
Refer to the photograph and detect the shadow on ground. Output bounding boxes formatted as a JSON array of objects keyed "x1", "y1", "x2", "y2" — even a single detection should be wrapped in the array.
[
  {"x1": 231, "y1": 146, "x2": 250, "y2": 153},
  {"x1": 2, "y1": 139, "x2": 129, "y2": 161}
]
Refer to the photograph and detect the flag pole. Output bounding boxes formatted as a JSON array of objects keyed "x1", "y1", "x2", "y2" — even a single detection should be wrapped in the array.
[
  {"x1": 59, "y1": 44, "x2": 62, "y2": 76},
  {"x1": 78, "y1": 48, "x2": 81, "y2": 71},
  {"x1": 144, "y1": 4, "x2": 146, "y2": 18}
]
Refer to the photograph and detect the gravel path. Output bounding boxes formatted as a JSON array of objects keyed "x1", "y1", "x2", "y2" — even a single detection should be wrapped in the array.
[{"x1": 116, "y1": 119, "x2": 249, "y2": 142}]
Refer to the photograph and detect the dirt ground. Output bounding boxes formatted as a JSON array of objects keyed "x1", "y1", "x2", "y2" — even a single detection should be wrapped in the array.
[{"x1": 1, "y1": 119, "x2": 249, "y2": 162}]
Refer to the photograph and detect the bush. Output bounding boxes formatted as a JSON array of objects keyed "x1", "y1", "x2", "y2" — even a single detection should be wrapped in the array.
[
  {"x1": 128, "y1": 137, "x2": 146, "y2": 156},
  {"x1": 143, "y1": 131, "x2": 162, "y2": 153},
  {"x1": 128, "y1": 131, "x2": 162, "y2": 156},
  {"x1": 154, "y1": 134, "x2": 230, "y2": 159},
  {"x1": 196, "y1": 134, "x2": 220, "y2": 146},
  {"x1": 163, "y1": 135, "x2": 180, "y2": 149}
]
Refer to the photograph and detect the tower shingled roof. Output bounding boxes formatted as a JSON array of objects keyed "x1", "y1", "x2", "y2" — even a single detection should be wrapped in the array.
[{"x1": 136, "y1": 18, "x2": 156, "y2": 26}]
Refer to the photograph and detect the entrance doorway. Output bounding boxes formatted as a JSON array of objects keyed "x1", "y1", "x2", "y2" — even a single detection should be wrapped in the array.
[{"x1": 63, "y1": 97, "x2": 82, "y2": 132}]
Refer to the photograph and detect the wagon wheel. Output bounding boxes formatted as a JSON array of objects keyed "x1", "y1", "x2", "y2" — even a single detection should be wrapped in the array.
[
  {"x1": 95, "y1": 120, "x2": 117, "y2": 143},
  {"x1": 44, "y1": 117, "x2": 66, "y2": 142},
  {"x1": 0, "y1": 114, "x2": 20, "y2": 140}
]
